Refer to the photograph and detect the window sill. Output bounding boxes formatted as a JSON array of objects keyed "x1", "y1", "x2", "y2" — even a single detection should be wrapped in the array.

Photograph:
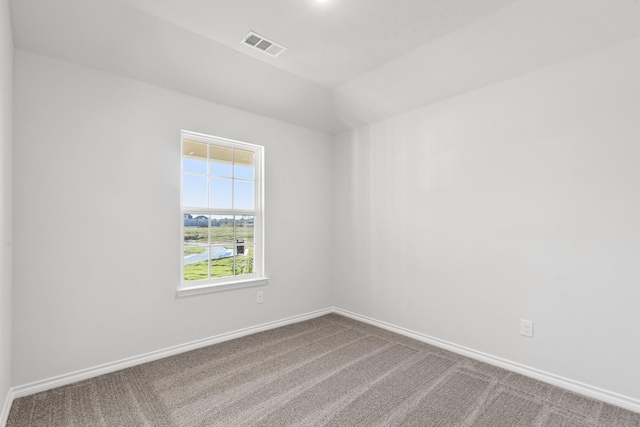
[{"x1": 177, "y1": 277, "x2": 269, "y2": 298}]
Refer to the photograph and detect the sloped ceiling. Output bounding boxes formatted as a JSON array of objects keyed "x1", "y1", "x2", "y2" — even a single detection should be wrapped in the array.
[
  {"x1": 334, "y1": 0, "x2": 640, "y2": 127},
  {"x1": 9, "y1": 0, "x2": 640, "y2": 135}
]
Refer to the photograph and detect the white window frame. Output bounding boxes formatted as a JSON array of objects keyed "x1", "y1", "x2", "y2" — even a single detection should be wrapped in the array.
[{"x1": 178, "y1": 130, "x2": 267, "y2": 297}]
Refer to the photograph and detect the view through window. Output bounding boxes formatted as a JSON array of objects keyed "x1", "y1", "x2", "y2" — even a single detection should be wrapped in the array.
[{"x1": 181, "y1": 131, "x2": 264, "y2": 290}]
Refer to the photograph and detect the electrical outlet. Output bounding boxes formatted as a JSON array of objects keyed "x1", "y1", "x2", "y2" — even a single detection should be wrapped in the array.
[
  {"x1": 256, "y1": 291, "x2": 264, "y2": 304},
  {"x1": 520, "y1": 319, "x2": 533, "y2": 338}
]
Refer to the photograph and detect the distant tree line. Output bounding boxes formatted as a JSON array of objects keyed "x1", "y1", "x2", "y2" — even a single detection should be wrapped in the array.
[{"x1": 184, "y1": 214, "x2": 253, "y2": 227}]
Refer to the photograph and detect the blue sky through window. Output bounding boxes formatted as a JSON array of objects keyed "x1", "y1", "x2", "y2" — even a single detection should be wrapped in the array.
[{"x1": 182, "y1": 146, "x2": 255, "y2": 209}]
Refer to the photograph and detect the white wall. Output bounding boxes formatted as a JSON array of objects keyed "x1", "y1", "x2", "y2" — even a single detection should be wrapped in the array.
[
  {"x1": 12, "y1": 50, "x2": 334, "y2": 386},
  {"x1": 9, "y1": 14, "x2": 640, "y2": 408},
  {"x1": 0, "y1": 0, "x2": 12, "y2": 417},
  {"x1": 333, "y1": 37, "x2": 640, "y2": 400}
]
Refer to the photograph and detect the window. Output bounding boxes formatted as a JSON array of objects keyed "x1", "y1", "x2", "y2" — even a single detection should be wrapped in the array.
[{"x1": 179, "y1": 130, "x2": 266, "y2": 296}]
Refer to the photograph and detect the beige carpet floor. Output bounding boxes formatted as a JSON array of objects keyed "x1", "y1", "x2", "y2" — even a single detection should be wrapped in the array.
[{"x1": 7, "y1": 314, "x2": 640, "y2": 426}]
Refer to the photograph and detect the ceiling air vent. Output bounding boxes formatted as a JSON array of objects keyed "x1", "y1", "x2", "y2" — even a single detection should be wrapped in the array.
[{"x1": 241, "y1": 31, "x2": 287, "y2": 58}]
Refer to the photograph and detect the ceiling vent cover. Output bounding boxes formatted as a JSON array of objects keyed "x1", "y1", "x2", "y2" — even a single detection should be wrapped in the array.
[{"x1": 241, "y1": 31, "x2": 287, "y2": 58}]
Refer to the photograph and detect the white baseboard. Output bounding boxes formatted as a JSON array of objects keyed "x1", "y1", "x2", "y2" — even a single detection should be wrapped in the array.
[
  {"x1": 4, "y1": 307, "x2": 332, "y2": 422},
  {"x1": 1, "y1": 388, "x2": 11, "y2": 427},
  {"x1": 333, "y1": 307, "x2": 640, "y2": 414}
]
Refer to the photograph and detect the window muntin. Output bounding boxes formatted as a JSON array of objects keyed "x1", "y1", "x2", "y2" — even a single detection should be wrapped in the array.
[{"x1": 180, "y1": 131, "x2": 264, "y2": 292}]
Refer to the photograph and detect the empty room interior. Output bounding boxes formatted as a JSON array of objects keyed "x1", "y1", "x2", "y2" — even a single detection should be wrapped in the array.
[{"x1": 2, "y1": 0, "x2": 640, "y2": 425}]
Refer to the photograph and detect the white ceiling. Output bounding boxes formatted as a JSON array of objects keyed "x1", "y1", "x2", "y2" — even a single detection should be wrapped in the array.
[
  {"x1": 9, "y1": 0, "x2": 640, "y2": 135},
  {"x1": 129, "y1": 0, "x2": 516, "y2": 88}
]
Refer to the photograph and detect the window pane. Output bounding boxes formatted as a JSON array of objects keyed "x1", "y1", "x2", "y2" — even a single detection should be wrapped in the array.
[
  {"x1": 235, "y1": 245, "x2": 254, "y2": 276},
  {"x1": 183, "y1": 141, "x2": 208, "y2": 175},
  {"x1": 210, "y1": 145, "x2": 233, "y2": 177},
  {"x1": 183, "y1": 245, "x2": 209, "y2": 281},
  {"x1": 235, "y1": 216, "x2": 254, "y2": 245},
  {"x1": 182, "y1": 174, "x2": 207, "y2": 208},
  {"x1": 209, "y1": 244, "x2": 233, "y2": 260},
  {"x1": 210, "y1": 246, "x2": 234, "y2": 279},
  {"x1": 210, "y1": 178, "x2": 232, "y2": 208},
  {"x1": 234, "y1": 180, "x2": 254, "y2": 210},
  {"x1": 234, "y1": 149, "x2": 254, "y2": 180},
  {"x1": 183, "y1": 213, "x2": 209, "y2": 281},
  {"x1": 184, "y1": 214, "x2": 209, "y2": 243},
  {"x1": 183, "y1": 261, "x2": 209, "y2": 281},
  {"x1": 210, "y1": 215, "x2": 234, "y2": 245}
]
